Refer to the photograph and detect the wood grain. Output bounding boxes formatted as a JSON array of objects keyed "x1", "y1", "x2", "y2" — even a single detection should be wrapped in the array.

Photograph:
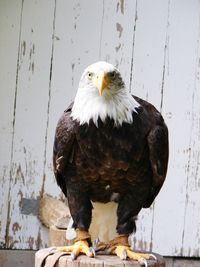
[
  {"x1": 3, "y1": 0, "x2": 56, "y2": 249},
  {"x1": 152, "y1": 0, "x2": 200, "y2": 256},
  {"x1": 0, "y1": 0, "x2": 22, "y2": 248},
  {"x1": 35, "y1": 252, "x2": 165, "y2": 267}
]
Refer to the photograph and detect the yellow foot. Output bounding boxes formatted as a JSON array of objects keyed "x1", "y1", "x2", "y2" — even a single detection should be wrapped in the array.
[
  {"x1": 114, "y1": 245, "x2": 156, "y2": 266},
  {"x1": 51, "y1": 240, "x2": 95, "y2": 260}
]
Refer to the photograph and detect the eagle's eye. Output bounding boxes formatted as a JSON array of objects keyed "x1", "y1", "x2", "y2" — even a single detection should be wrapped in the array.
[
  {"x1": 87, "y1": 71, "x2": 93, "y2": 79},
  {"x1": 107, "y1": 71, "x2": 116, "y2": 80}
]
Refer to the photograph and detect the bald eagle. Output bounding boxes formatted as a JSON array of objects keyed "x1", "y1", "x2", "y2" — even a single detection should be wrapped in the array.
[{"x1": 53, "y1": 62, "x2": 169, "y2": 266}]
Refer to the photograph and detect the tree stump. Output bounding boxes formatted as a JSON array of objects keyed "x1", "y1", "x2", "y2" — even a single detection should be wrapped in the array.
[{"x1": 35, "y1": 248, "x2": 165, "y2": 267}]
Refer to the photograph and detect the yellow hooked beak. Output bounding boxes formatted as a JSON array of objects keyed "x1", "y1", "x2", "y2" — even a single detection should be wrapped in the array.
[{"x1": 93, "y1": 71, "x2": 107, "y2": 96}]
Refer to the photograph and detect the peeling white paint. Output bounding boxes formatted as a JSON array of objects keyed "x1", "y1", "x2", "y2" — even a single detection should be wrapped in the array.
[{"x1": 0, "y1": 0, "x2": 200, "y2": 257}]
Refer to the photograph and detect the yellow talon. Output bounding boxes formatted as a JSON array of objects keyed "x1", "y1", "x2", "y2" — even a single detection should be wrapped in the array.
[
  {"x1": 56, "y1": 240, "x2": 94, "y2": 259},
  {"x1": 114, "y1": 245, "x2": 151, "y2": 265}
]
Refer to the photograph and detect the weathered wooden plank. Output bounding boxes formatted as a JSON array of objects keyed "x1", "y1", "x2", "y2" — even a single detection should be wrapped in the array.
[
  {"x1": 152, "y1": 0, "x2": 200, "y2": 257},
  {"x1": 99, "y1": 0, "x2": 137, "y2": 88},
  {"x1": 130, "y1": 0, "x2": 169, "y2": 109},
  {"x1": 1, "y1": 0, "x2": 200, "y2": 258},
  {"x1": 0, "y1": 0, "x2": 22, "y2": 247},
  {"x1": 181, "y1": 0, "x2": 200, "y2": 257},
  {"x1": 127, "y1": 0, "x2": 169, "y2": 253},
  {"x1": 5, "y1": 0, "x2": 55, "y2": 249},
  {"x1": 43, "y1": 0, "x2": 103, "y2": 196}
]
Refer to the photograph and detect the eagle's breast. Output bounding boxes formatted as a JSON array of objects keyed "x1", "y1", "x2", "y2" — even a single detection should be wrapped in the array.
[{"x1": 71, "y1": 112, "x2": 151, "y2": 203}]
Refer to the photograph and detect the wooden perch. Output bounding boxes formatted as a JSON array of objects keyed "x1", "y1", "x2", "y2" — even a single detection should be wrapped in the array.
[{"x1": 35, "y1": 249, "x2": 165, "y2": 267}]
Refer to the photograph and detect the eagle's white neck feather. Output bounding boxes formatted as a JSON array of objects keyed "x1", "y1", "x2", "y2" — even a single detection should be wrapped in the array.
[{"x1": 71, "y1": 87, "x2": 140, "y2": 127}]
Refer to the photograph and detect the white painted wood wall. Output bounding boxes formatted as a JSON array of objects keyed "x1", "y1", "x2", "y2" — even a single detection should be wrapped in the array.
[{"x1": 0, "y1": 0, "x2": 200, "y2": 258}]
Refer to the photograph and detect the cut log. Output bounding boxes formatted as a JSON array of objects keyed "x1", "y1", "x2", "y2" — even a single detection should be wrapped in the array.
[{"x1": 35, "y1": 248, "x2": 165, "y2": 267}]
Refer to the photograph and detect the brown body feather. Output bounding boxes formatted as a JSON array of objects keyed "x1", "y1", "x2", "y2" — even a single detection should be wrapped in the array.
[{"x1": 53, "y1": 95, "x2": 168, "y2": 235}]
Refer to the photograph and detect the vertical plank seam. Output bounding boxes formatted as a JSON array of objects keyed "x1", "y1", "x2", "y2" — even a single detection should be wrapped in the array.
[
  {"x1": 181, "y1": 8, "x2": 200, "y2": 256},
  {"x1": 160, "y1": 0, "x2": 170, "y2": 114},
  {"x1": 40, "y1": 0, "x2": 57, "y2": 198},
  {"x1": 4, "y1": 0, "x2": 24, "y2": 248},
  {"x1": 128, "y1": 0, "x2": 138, "y2": 93},
  {"x1": 98, "y1": 0, "x2": 105, "y2": 59}
]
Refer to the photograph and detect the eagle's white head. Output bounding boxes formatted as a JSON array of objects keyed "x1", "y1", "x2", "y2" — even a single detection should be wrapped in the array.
[{"x1": 71, "y1": 61, "x2": 140, "y2": 126}]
